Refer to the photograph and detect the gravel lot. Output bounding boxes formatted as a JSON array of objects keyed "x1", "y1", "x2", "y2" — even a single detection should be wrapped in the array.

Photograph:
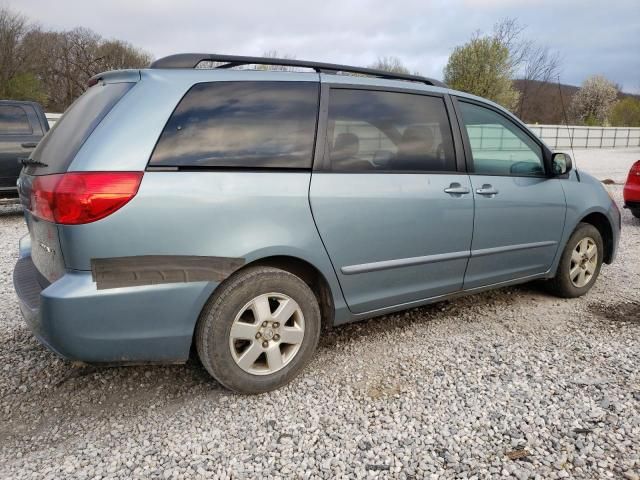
[
  {"x1": 570, "y1": 147, "x2": 640, "y2": 184},
  {"x1": 0, "y1": 184, "x2": 638, "y2": 479}
]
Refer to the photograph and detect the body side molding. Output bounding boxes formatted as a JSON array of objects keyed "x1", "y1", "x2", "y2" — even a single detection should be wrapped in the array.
[
  {"x1": 91, "y1": 255, "x2": 245, "y2": 290},
  {"x1": 340, "y1": 240, "x2": 557, "y2": 276}
]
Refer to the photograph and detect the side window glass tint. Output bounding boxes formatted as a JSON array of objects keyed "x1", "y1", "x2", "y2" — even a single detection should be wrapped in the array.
[
  {"x1": 326, "y1": 89, "x2": 456, "y2": 172},
  {"x1": 150, "y1": 81, "x2": 319, "y2": 169},
  {"x1": 0, "y1": 106, "x2": 32, "y2": 134},
  {"x1": 458, "y1": 101, "x2": 544, "y2": 177}
]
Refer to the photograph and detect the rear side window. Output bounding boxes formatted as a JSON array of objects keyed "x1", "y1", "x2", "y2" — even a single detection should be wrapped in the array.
[
  {"x1": 326, "y1": 89, "x2": 456, "y2": 172},
  {"x1": 0, "y1": 105, "x2": 31, "y2": 134},
  {"x1": 149, "y1": 81, "x2": 319, "y2": 169},
  {"x1": 29, "y1": 82, "x2": 134, "y2": 175}
]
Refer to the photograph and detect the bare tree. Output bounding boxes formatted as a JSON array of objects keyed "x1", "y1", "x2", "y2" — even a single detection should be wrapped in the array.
[
  {"x1": 0, "y1": 8, "x2": 33, "y2": 96},
  {"x1": 491, "y1": 18, "x2": 561, "y2": 118},
  {"x1": 257, "y1": 50, "x2": 298, "y2": 71},
  {"x1": 368, "y1": 56, "x2": 411, "y2": 75},
  {"x1": 1, "y1": 6, "x2": 151, "y2": 110}
]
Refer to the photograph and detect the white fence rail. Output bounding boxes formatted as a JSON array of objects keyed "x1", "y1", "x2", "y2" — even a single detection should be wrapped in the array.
[{"x1": 528, "y1": 125, "x2": 640, "y2": 150}]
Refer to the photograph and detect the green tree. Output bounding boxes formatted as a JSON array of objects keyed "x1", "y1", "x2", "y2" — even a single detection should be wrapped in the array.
[
  {"x1": 3, "y1": 72, "x2": 46, "y2": 103},
  {"x1": 443, "y1": 34, "x2": 519, "y2": 110},
  {"x1": 610, "y1": 97, "x2": 640, "y2": 127}
]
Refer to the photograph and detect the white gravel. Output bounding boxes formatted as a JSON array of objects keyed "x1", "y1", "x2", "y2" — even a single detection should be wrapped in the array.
[
  {"x1": 570, "y1": 147, "x2": 640, "y2": 184},
  {"x1": 0, "y1": 186, "x2": 638, "y2": 480}
]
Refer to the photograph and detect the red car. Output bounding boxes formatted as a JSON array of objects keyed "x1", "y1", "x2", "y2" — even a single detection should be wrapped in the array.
[{"x1": 624, "y1": 160, "x2": 640, "y2": 219}]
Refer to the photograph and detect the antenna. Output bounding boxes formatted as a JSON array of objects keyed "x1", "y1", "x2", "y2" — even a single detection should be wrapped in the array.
[{"x1": 557, "y1": 75, "x2": 578, "y2": 177}]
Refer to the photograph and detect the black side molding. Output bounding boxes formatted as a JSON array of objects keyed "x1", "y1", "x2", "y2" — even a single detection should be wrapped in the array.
[{"x1": 91, "y1": 255, "x2": 245, "y2": 290}]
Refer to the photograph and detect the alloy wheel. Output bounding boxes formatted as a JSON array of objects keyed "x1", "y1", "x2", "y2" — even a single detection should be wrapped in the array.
[
  {"x1": 569, "y1": 237, "x2": 598, "y2": 288},
  {"x1": 229, "y1": 293, "x2": 305, "y2": 375}
]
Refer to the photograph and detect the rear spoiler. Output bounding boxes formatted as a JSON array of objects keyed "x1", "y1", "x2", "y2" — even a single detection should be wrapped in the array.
[{"x1": 88, "y1": 69, "x2": 141, "y2": 87}]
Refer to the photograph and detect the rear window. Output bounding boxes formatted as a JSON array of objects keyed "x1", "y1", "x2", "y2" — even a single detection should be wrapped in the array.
[
  {"x1": 0, "y1": 105, "x2": 31, "y2": 134},
  {"x1": 29, "y1": 82, "x2": 134, "y2": 175},
  {"x1": 149, "y1": 81, "x2": 319, "y2": 169}
]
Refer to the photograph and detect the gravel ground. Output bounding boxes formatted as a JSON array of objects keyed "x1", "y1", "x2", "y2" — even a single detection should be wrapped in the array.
[
  {"x1": 569, "y1": 147, "x2": 640, "y2": 184},
  {"x1": 0, "y1": 186, "x2": 638, "y2": 480}
]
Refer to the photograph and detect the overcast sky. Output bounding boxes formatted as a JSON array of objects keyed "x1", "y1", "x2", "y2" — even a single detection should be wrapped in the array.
[{"x1": 10, "y1": 0, "x2": 640, "y2": 93}]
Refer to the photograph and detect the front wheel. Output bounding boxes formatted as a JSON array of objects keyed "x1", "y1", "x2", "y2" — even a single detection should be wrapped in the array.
[
  {"x1": 546, "y1": 222, "x2": 604, "y2": 298},
  {"x1": 195, "y1": 266, "x2": 321, "y2": 394}
]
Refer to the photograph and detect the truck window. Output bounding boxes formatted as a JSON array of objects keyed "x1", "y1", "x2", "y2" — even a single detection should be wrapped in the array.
[{"x1": 0, "y1": 105, "x2": 32, "y2": 135}]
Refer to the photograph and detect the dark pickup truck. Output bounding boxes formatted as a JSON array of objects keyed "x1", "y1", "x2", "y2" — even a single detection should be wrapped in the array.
[{"x1": 0, "y1": 100, "x2": 49, "y2": 199}]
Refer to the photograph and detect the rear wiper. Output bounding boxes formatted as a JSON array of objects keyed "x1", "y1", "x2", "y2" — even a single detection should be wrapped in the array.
[{"x1": 20, "y1": 158, "x2": 48, "y2": 167}]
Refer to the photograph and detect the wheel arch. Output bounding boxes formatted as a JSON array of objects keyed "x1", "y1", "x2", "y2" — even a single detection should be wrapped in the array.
[
  {"x1": 577, "y1": 211, "x2": 614, "y2": 264},
  {"x1": 245, "y1": 255, "x2": 335, "y2": 330}
]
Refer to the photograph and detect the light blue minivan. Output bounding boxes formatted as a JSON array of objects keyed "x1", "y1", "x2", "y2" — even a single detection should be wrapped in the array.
[{"x1": 14, "y1": 54, "x2": 620, "y2": 393}]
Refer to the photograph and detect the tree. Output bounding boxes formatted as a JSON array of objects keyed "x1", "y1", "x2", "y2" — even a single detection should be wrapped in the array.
[
  {"x1": 0, "y1": 7, "x2": 46, "y2": 101},
  {"x1": 443, "y1": 34, "x2": 520, "y2": 110},
  {"x1": 610, "y1": 97, "x2": 640, "y2": 127},
  {"x1": 492, "y1": 19, "x2": 560, "y2": 118},
  {"x1": 368, "y1": 56, "x2": 410, "y2": 74},
  {"x1": 256, "y1": 50, "x2": 297, "y2": 71},
  {"x1": 0, "y1": 6, "x2": 151, "y2": 111},
  {"x1": 569, "y1": 75, "x2": 618, "y2": 125}
]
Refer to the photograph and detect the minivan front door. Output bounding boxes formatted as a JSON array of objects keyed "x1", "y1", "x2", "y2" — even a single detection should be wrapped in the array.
[
  {"x1": 310, "y1": 88, "x2": 474, "y2": 314},
  {"x1": 456, "y1": 99, "x2": 566, "y2": 289}
]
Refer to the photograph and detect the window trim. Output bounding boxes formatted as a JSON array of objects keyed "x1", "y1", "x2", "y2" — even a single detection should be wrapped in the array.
[
  {"x1": 0, "y1": 105, "x2": 33, "y2": 136},
  {"x1": 451, "y1": 96, "x2": 553, "y2": 178},
  {"x1": 146, "y1": 80, "x2": 321, "y2": 171},
  {"x1": 314, "y1": 84, "x2": 463, "y2": 174}
]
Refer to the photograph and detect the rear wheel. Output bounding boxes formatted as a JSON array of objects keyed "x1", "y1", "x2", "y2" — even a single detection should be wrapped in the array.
[
  {"x1": 630, "y1": 207, "x2": 640, "y2": 219},
  {"x1": 196, "y1": 266, "x2": 321, "y2": 393},
  {"x1": 546, "y1": 222, "x2": 603, "y2": 298}
]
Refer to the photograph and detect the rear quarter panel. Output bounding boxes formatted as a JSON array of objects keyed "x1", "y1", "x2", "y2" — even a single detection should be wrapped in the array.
[{"x1": 57, "y1": 171, "x2": 347, "y2": 319}]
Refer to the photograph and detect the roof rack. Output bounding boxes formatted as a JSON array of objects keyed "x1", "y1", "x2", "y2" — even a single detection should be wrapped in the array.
[{"x1": 149, "y1": 53, "x2": 447, "y2": 88}]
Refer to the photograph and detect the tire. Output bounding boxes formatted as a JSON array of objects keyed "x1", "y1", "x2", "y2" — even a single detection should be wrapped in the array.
[
  {"x1": 546, "y1": 222, "x2": 604, "y2": 298},
  {"x1": 195, "y1": 266, "x2": 321, "y2": 394},
  {"x1": 630, "y1": 208, "x2": 640, "y2": 219}
]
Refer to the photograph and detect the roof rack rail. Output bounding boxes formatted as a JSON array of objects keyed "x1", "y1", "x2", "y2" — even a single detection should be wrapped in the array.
[{"x1": 149, "y1": 53, "x2": 447, "y2": 88}]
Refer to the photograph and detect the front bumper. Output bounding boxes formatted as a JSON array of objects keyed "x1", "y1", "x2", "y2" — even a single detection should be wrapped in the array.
[{"x1": 13, "y1": 238, "x2": 216, "y2": 363}]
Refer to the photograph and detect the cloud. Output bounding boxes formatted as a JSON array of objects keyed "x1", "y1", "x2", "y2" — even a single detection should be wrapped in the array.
[{"x1": 10, "y1": 0, "x2": 640, "y2": 93}]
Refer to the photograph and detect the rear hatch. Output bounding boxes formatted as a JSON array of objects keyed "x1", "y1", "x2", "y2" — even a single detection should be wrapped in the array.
[{"x1": 18, "y1": 79, "x2": 136, "y2": 282}]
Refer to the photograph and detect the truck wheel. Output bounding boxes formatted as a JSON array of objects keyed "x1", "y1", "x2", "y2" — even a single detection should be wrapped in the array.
[
  {"x1": 546, "y1": 222, "x2": 604, "y2": 298},
  {"x1": 196, "y1": 266, "x2": 321, "y2": 394}
]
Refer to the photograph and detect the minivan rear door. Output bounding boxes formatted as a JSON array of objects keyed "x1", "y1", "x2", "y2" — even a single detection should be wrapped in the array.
[
  {"x1": 18, "y1": 79, "x2": 136, "y2": 282},
  {"x1": 310, "y1": 83, "x2": 473, "y2": 314}
]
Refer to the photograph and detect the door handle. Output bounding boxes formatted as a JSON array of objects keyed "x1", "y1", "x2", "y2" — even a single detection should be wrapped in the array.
[
  {"x1": 444, "y1": 183, "x2": 470, "y2": 195},
  {"x1": 21, "y1": 142, "x2": 38, "y2": 149},
  {"x1": 476, "y1": 184, "x2": 499, "y2": 196}
]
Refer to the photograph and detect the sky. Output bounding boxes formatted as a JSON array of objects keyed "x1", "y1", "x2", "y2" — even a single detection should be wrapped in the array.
[{"x1": 9, "y1": 0, "x2": 640, "y2": 93}]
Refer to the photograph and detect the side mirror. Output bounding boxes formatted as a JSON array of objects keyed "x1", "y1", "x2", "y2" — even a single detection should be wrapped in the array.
[{"x1": 552, "y1": 152, "x2": 573, "y2": 176}]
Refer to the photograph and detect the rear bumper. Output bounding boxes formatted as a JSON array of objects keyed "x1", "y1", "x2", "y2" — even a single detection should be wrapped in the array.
[
  {"x1": 13, "y1": 239, "x2": 216, "y2": 363},
  {"x1": 623, "y1": 182, "x2": 640, "y2": 206}
]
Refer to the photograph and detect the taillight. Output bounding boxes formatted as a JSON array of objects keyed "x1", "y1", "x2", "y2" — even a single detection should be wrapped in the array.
[
  {"x1": 631, "y1": 161, "x2": 640, "y2": 176},
  {"x1": 30, "y1": 172, "x2": 143, "y2": 224}
]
